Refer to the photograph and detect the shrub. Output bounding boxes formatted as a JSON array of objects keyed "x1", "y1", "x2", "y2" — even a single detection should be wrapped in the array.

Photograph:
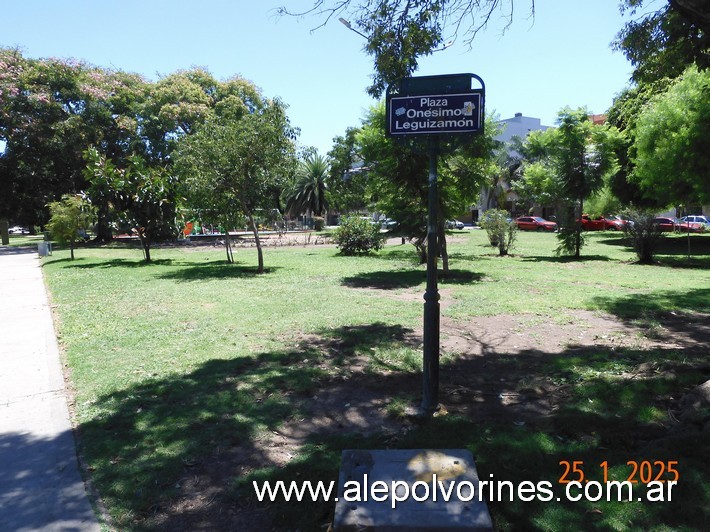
[
  {"x1": 621, "y1": 208, "x2": 664, "y2": 264},
  {"x1": 312, "y1": 216, "x2": 325, "y2": 231},
  {"x1": 480, "y1": 209, "x2": 517, "y2": 256},
  {"x1": 333, "y1": 216, "x2": 385, "y2": 255}
]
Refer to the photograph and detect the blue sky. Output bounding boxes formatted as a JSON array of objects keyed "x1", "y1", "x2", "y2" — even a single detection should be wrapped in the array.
[{"x1": 3, "y1": 0, "x2": 635, "y2": 154}]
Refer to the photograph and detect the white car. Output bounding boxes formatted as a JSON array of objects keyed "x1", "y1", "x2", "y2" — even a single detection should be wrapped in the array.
[
  {"x1": 8, "y1": 226, "x2": 28, "y2": 234},
  {"x1": 446, "y1": 220, "x2": 464, "y2": 230},
  {"x1": 679, "y1": 215, "x2": 709, "y2": 227}
]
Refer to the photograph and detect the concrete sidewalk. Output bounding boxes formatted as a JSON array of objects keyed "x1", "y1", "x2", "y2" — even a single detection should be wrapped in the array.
[{"x1": 0, "y1": 248, "x2": 100, "y2": 531}]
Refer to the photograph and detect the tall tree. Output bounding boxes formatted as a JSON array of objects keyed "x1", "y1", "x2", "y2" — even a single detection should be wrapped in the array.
[
  {"x1": 327, "y1": 128, "x2": 370, "y2": 214},
  {"x1": 512, "y1": 128, "x2": 566, "y2": 213},
  {"x1": 519, "y1": 108, "x2": 620, "y2": 258},
  {"x1": 0, "y1": 48, "x2": 147, "y2": 233},
  {"x1": 632, "y1": 65, "x2": 710, "y2": 206},
  {"x1": 175, "y1": 99, "x2": 297, "y2": 272},
  {"x1": 140, "y1": 68, "x2": 263, "y2": 164}
]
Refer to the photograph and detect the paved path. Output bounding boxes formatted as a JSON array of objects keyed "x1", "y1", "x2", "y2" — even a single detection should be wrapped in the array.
[{"x1": 0, "y1": 247, "x2": 100, "y2": 531}]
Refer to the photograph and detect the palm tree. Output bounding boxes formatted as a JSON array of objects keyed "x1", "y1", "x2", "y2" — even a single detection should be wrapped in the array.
[{"x1": 285, "y1": 152, "x2": 329, "y2": 217}]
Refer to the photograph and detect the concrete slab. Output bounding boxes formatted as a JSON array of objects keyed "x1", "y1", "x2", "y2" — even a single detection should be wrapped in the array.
[
  {"x1": 0, "y1": 250, "x2": 100, "y2": 531},
  {"x1": 334, "y1": 449, "x2": 493, "y2": 531}
]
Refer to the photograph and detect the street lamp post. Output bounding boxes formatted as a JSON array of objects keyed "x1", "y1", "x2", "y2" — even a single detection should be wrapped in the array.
[{"x1": 338, "y1": 17, "x2": 368, "y2": 40}]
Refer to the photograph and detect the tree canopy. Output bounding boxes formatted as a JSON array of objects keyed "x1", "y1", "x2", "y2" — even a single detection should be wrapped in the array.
[
  {"x1": 281, "y1": 0, "x2": 535, "y2": 97},
  {"x1": 45, "y1": 194, "x2": 95, "y2": 260},
  {"x1": 517, "y1": 108, "x2": 621, "y2": 258},
  {"x1": 174, "y1": 98, "x2": 298, "y2": 271},
  {"x1": 0, "y1": 48, "x2": 147, "y2": 229},
  {"x1": 0, "y1": 48, "x2": 296, "y2": 245},
  {"x1": 286, "y1": 1, "x2": 708, "y2": 97},
  {"x1": 632, "y1": 65, "x2": 710, "y2": 206},
  {"x1": 614, "y1": 0, "x2": 709, "y2": 85}
]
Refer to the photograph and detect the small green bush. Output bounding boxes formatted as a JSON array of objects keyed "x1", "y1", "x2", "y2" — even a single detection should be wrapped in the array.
[
  {"x1": 621, "y1": 208, "x2": 664, "y2": 264},
  {"x1": 312, "y1": 216, "x2": 325, "y2": 231},
  {"x1": 480, "y1": 209, "x2": 517, "y2": 256},
  {"x1": 333, "y1": 216, "x2": 385, "y2": 255}
]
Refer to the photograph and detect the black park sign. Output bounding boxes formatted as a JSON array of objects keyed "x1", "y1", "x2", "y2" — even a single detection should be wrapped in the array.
[
  {"x1": 388, "y1": 93, "x2": 482, "y2": 135},
  {"x1": 386, "y1": 73, "x2": 485, "y2": 138}
]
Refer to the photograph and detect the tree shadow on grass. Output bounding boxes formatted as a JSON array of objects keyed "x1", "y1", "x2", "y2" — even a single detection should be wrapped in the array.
[
  {"x1": 41, "y1": 257, "x2": 80, "y2": 266},
  {"x1": 76, "y1": 321, "x2": 418, "y2": 530},
  {"x1": 64, "y1": 258, "x2": 181, "y2": 269},
  {"x1": 592, "y1": 288, "x2": 710, "y2": 346},
  {"x1": 342, "y1": 269, "x2": 425, "y2": 289},
  {"x1": 521, "y1": 254, "x2": 613, "y2": 263},
  {"x1": 342, "y1": 269, "x2": 483, "y2": 290},
  {"x1": 598, "y1": 234, "x2": 710, "y2": 268},
  {"x1": 76, "y1": 315, "x2": 709, "y2": 531},
  {"x1": 156, "y1": 262, "x2": 282, "y2": 281},
  {"x1": 599, "y1": 234, "x2": 710, "y2": 252},
  {"x1": 61, "y1": 256, "x2": 282, "y2": 279}
]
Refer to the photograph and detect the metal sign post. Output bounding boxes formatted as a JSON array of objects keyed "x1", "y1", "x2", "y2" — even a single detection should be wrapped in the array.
[
  {"x1": 386, "y1": 73, "x2": 485, "y2": 414},
  {"x1": 422, "y1": 136, "x2": 440, "y2": 413}
]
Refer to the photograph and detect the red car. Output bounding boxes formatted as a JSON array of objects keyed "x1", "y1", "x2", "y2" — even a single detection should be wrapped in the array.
[
  {"x1": 579, "y1": 214, "x2": 625, "y2": 231},
  {"x1": 653, "y1": 217, "x2": 705, "y2": 233},
  {"x1": 652, "y1": 217, "x2": 677, "y2": 232},
  {"x1": 676, "y1": 220, "x2": 706, "y2": 233},
  {"x1": 515, "y1": 216, "x2": 558, "y2": 232}
]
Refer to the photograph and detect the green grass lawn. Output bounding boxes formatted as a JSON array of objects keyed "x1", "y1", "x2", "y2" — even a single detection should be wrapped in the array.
[
  {"x1": 42, "y1": 230, "x2": 710, "y2": 530},
  {"x1": 2, "y1": 233, "x2": 45, "y2": 248}
]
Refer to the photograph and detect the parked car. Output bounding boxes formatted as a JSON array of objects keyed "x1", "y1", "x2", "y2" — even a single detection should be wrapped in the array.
[
  {"x1": 446, "y1": 220, "x2": 464, "y2": 230},
  {"x1": 515, "y1": 216, "x2": 557, "y2": 232},
  {"x1": 653, "y1": 217, "x2": 678, "y2": 233},
  {"x1": 8, "y1": 226, "x2": 28, "y2": 234},
  {"x1": 578, "y1": 214, "x2": 625, "y2": 231},
  {"x1": 652, "y1": 217, "x2": 677, "y2": 232},
  {"x1": 379, "y1": 218, "x2": 399, "y2": 230},
  {"x1": 676, "y1": 219, "x2": 706, "y2": 233},
  {"x1": 679, "y1": 215, "x2": 709, "y2": 228},
  {"x1": 608, "y1": 214, "x2": 633, "y2": 227},
  {"x1": 653, "y1": 217, "x2": 705, "y2": 233}
]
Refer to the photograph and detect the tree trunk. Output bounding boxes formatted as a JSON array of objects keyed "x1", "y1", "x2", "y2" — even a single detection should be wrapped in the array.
[
  {"x1": 94, "y1": 205, "x2": 113, "y2": 243},
  {"x1": 247, "y1": 212, "x2": 264, "y2": 273},
  {"x1": 70, "y1": 240, "x2": 75, "y2": 260},
  {"x1": 414, "y1": 235, "x2": 427, "y2": 263},
  {"x1": 137, "y1": 230, "x2": 151, "y2": 262},
  {"x1": 575, "y1": 198, "x2": 583, "y2": 259},
  {"x1": 224, "y1": 235, "x2": 234, "y2": 263},
  {"x1": 437, "y1": 218, "x2": 449, "y2": 274},
  {"x1": 1, "y1": 219, "x2": 9, "y2": 245}
]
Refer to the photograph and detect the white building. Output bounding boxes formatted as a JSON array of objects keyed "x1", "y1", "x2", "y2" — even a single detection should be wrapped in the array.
[{"x1": 496, "y1": 112, "x2": 551, "y2": 144}]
